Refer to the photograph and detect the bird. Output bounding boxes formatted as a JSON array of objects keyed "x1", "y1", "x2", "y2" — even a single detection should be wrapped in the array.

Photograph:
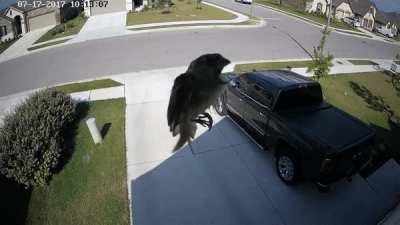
[{"x1": 167, "y1": 53, "x2": 231, "y2": 152}]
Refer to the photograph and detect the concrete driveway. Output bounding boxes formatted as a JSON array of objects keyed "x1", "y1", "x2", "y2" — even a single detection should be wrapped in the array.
[
  {"x1": 117, "y1": 68, "x2": 400, "y2": 225},
  {"x1": 69, "y1": 12, "x2": 131, "y2": 43},
  {"x1": 0, "y1": 26, "x2": 52, "y2": 63}
]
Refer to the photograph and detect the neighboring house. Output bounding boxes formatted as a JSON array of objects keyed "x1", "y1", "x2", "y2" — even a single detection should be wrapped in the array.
[
  {"x1": 2, "y1": 0, "x2": 78, "y2": 36},
  {"x1": 348, "y1": 0, "x2": 376, "y2": 31},
  {"x1": 0, "y1": 11, "x2": 15, "y2": 42},
  {"x1": 385, "y1": 12, "x2": 400, "y2": 36},
  {"x1": 331, "y1": 0, "x2": 353, "y2": 20},
  {"x1": 306, "y1": 0, "x2": 328, "y2": 14}
]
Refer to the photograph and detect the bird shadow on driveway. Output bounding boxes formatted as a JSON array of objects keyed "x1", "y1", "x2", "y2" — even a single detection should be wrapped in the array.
[{"x1": 130, "y1": 117, "x2": 400, "y2": 225}]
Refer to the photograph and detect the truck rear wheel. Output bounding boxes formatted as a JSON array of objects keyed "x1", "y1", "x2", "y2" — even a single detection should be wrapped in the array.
[{"x1": 276, "y1": 151, "x2": 300, "y2": 185}]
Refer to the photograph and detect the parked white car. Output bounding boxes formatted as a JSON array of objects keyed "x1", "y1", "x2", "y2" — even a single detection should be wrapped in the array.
[
  {"x1": 376, "y1": 26, "x2": 395, "y2": 38},
  {"x1": 343, "y1": 17, "x2": 361, "y2": 27},
  {"x1": 235, "y1": 0, "x2": 252, "y2": 4}
]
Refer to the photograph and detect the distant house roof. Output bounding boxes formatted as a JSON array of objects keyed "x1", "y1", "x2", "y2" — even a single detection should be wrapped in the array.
[
  {"x1": 0, "y1": 8, "x2": 7, "y2": 16},
  {"x1": 375, "y1": 10, "x2": 389, "y2": 24},
  {"x1": 386, "y1": 12, "x2": 400, "y2": 27},
  {"x1": 348, "y1": 0, "x2": 375, "y2": 16},
  {"x1": 0, "y1": 13, "x2": 13, "y2": 23}
]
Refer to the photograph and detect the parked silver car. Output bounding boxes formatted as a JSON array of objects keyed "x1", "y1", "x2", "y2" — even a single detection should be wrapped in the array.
[{"x1": 343, "y1": 17, "x2": 361, "y2": 27}]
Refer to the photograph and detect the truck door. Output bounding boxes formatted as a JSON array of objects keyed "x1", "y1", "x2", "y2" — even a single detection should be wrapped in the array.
[
  {"x1": 225, "y1": 74, "x2": 251, "y2": 118},
  {"x1": 244, "y1": 80, "x2": 274, "y2": 137}
]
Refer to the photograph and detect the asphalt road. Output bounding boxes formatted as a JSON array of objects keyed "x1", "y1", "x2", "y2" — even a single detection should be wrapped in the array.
[{"x1": 0, "y1": 0, "x2": 399, "y2": 97}]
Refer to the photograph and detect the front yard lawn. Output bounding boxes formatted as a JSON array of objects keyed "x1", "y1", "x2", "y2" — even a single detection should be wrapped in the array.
[
  {"x1": 348, "y1": 60, "x2": 379, "y2": 66},
  {"x1": 0, "y1": 39, "x2": 17, "y2": 54},
  {"x1": 54, "y1": 79, "x2": 123, "y2": 94},
  {"x1": 126, "y1": 0, "x2": 237, "y2": 26},
  {"x1": 35, "y1": 14, "x2": 87, "y2": 44},
  {"x1": 320, "y1": 71, "x2": 400, "y2": 167},
  {"x1": 26, "y1": 98, "x2": 129, "y2": 225},
  {"x1": 255, "y1": 0, "x2": 358, "y2": 32},
  {"x1": 234, "y1": 60, "x2": 312, "y2": 72}
]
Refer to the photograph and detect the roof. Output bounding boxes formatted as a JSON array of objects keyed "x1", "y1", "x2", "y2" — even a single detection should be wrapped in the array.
[
  {"x1": 375, "y1": 11, "x2": 400, "y2": 26},
  {"x1": 375, "y1": 10, "x2": 389, "y2": 24},
  {"x1": 0, "y1": 9, "x2": 13, "y2": 23},
  {"x1": 348, "y1": 0, "x2": 375, "y2": 16},
  {"x1": 386, "y1": 12, "x2": 400, "y2": 27},
  {"x1": 246, "y1": 70, "x2": 317, "y2": 90}
]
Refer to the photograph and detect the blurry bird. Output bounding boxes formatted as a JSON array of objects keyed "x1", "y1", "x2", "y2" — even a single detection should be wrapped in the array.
[{"x1": 167, "y1": 53, "x2": 231, "y2": 152}]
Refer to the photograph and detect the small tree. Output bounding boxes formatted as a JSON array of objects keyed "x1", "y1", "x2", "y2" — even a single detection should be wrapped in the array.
[{"x1": 307, "y1": 27, "x2": 334, "y2": 81}]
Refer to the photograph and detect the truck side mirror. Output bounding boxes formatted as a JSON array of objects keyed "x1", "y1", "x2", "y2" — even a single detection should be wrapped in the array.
[{"x1": 230, "y1": 80, "x2": 239, "y2": 88}]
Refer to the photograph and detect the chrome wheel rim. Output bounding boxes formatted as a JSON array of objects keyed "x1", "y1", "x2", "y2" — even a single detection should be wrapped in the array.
[
  {"x1": 216, "y1": 96, "x2": 224, "y2": 113},
  {"x1": 278, "y1": 156, "x2": 295, "y2": 181}
]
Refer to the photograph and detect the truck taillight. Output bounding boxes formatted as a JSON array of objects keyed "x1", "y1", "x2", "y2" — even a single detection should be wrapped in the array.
[{"x1": 320, "y1": 158, "x2": 334, "y2": 174}]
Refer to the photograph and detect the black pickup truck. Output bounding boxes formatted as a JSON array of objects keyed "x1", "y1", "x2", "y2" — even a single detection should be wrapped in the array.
[{"x1": 214, "y1": 70, "x2": 375, "y2": 190}]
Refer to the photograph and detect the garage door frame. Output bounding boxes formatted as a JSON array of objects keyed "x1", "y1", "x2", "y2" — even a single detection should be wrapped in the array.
[{"x1": 28, "y1": 11, "x2": 57, "y2": 31}]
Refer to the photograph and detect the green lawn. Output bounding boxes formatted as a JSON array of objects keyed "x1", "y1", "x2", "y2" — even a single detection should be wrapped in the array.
[
  {"x1": 127, "y1": 0, "x2": 236, "y2": 26},
  {"x1": 234, "y1": 60, "x2": 312, "y2": 72},
  {"x1": 26, "y1": 98, "x2": 129, "y2": 225},
  {"x1": 0, "y1": 39, "x2": 17, "y2": 54},
  {"x1": 28, "y1": 39, "x2": 70, "y2": 51},
  {"x1": 348, "y1": 60, "x2": 378, "y2": 66},
  {"x1": 54, "y1": 79, "x2": 123, "y2": 94},
  {"x1": 319, "y1": 72, "x2": 400, "y2": 166},
  {"x1": 255, "y1": 0, "x2": 358, "y2": 32},
  {"x1": 35, "y1": 15, "x2": 87, "y2": 44}
]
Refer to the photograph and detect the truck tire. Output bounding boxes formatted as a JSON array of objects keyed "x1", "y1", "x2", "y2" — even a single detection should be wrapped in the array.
[
  {"x1": 276, "y1": 150, "x2": 301, "y2": 185},
  {"x1": 213, "y1": 95, "x2": 227, "y2": 116}
]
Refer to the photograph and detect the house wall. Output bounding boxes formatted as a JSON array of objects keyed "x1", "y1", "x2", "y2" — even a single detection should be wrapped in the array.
[
  {"x1": 334, "y1": 2, "x2": 353, "y2": 20},
  {"x1": 6, "y1": 7, "x2": 27, "y2": 34},
  {"x1": 307, "y1": 0, "x2": 327, "y2": 14},
  {"x1": 0, "y1": 19, "x2": 14, "y2": 42},
  {"x1": 362, "y1": 8, "x2": 375, "y2": 31}
]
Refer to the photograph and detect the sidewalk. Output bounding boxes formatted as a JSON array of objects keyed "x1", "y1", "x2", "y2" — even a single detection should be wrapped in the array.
[{"x1": 0, "y1": 26, "x2": 53, "y2": 63}]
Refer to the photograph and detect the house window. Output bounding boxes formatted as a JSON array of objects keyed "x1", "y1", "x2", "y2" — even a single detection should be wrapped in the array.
[{"x1": 9, "y1": 10, "x2": 12, "y2": 16}]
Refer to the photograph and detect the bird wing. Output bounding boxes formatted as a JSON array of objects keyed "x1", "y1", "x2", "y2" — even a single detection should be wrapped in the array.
[{"x1": 167, "y1": 73, "x2": 193, "y2": 133}]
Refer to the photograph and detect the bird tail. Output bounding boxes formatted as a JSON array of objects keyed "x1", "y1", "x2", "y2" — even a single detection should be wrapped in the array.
[{"x1": 172, "y1": 122, "x2": 196, "y2": 152}]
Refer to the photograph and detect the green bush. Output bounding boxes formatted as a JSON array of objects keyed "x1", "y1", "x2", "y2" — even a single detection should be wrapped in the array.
[{"x1": 0, "y1": 89, "x2": 75, "y2": 188}]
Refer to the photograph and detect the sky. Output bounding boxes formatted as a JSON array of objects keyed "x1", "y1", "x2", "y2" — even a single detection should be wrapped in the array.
[
  {"x1": 1, "y1": 0, "x2": 400, "y2": 13},
  {"x1": 371, "y1": 0, "x2": 400, "y2": 13}
]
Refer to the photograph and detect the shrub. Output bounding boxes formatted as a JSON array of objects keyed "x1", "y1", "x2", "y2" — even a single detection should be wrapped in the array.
[{"x1": 0, "y1": 89, "x2": 75, "y2": 188}]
